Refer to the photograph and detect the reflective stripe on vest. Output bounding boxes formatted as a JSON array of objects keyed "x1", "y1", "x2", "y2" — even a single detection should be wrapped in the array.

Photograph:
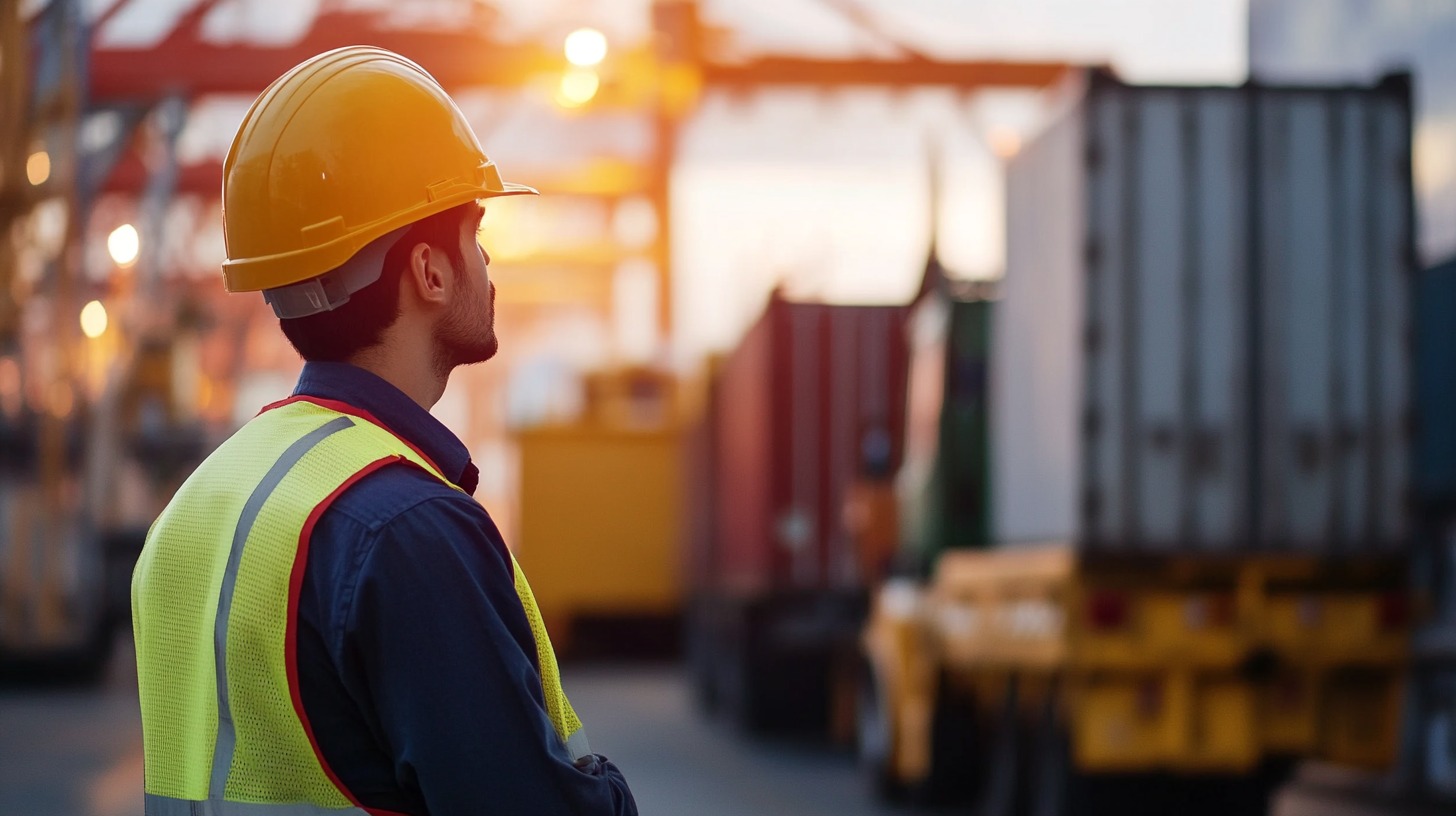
[
  {"x1": 134, "y1": 398, "x2": 586, "y2": 812},
  {"x1": 210, "y1": 416, "x2": 353, "y2": 798}
]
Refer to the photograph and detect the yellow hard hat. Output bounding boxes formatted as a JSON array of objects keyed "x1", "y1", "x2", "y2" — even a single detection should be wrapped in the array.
[{"x1": 221, "y1": 46, "x2": 537, "y2": 297}]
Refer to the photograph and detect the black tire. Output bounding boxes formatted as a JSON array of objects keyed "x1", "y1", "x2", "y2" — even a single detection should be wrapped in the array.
[
  {"x1": 1023, "y1": 685, "x2": 1082, "y2": 816},
  {"x1": 914, "y1": 670, "x2": 983, "y2": 806},
  {"x1": 719, "y1": 603, "x2": 774, "y2": 733},
  {"x1": 972, "y1": 676, "x2": 1021, "y2": 816}
]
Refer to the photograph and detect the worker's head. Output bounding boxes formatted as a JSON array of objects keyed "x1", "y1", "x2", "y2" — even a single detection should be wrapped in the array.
[
  {"x1": 277, "y1": 201, "x2": 499, "y2": 370},
  {"x1": 220, "y1": 46, "x2": 536, "y2": 367}
]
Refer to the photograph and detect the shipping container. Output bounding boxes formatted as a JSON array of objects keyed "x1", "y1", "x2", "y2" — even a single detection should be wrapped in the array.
[
  {"x1": 513, "y1": 368, "x2": 685, "y2": 659},
  {"x1": 696, "y1": 294, "x2": 910, "y2": 592},
  {"x1": 687, "y1": 292, "x2": 909, "y2": 731},
  {"x1": 897, "y1": 289, "x2": 994, "y2": 568},
  {"x1": 1415, "y1": 256, "x2": 1456, "y2": 508},
  {"x1": 861, "y1": 73, "x2": 1421, "y2": 814},
  {"x1": 515, "y1": 426, "x2": 685, "y2": 656},
  {"x1": 995, "y1": 70, "x2": 1415, "y2": 553},
  {"x1": 1408, "y1": 255, "x2": 1456, "y2": 803}
]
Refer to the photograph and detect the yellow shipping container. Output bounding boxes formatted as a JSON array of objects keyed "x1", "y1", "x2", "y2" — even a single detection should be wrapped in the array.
[{"x1": 515, "y1": 423, "x2": 684, "y2": 654}]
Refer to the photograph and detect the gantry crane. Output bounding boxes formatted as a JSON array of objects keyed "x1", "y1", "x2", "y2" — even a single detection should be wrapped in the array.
[{"x1": 3, "y1": 0, "x2": 1070, "y2": 678}]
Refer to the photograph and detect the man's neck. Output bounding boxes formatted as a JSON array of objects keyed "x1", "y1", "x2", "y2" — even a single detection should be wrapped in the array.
[{"x1": 345, "y1": 351, "x2": 448, "y2": 410}]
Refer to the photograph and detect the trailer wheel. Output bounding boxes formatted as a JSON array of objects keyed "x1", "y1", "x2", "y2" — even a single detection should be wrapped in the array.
[
  {"x1": 1024, "y1": 687, "x2": 1079, "y2": 816},
  {"x1": 972, "y1": 675, "x2": 1022, "y2": 816},
  {"x1": 916, "y1": 670, "x2": 982, "y2": 805},
  {"x1": 719, "y1": 604, "x2": 776, "y2": 732}
]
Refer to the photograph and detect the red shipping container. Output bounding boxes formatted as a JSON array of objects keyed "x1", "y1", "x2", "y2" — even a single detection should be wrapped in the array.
[{"x1": 695, "y1": 294, "x2": 910, "y2": 595}]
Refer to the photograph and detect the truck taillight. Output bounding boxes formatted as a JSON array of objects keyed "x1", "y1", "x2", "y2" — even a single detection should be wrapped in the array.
[
  {"x1": 1086, "y1": 591, "x2": 1130, "y2": 631},
  {"x1": 1378, "y1": 592, "x2": 1409, "y2": 631}
]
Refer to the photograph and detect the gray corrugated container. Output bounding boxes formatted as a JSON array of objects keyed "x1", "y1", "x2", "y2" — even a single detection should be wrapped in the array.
[
  {"x1": 994, "y1": 70, "x2": 1415, "y2": 553},
  {"x1": 1416, "y1": 255, "x2": 1456, "y2": 507}
]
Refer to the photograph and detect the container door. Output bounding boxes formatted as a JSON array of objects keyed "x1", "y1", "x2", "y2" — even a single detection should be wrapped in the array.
[
  {"x1": 1255, "y1": 88, "x2": 1412, "y2": 552},
  {"x1": 1083, "y1": 87, "x2": 1250, "y2": 552}
]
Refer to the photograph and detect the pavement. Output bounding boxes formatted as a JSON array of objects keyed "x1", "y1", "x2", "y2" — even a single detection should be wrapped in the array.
[{"x1": 5, "y1": 634, "x2": 1450, "y2": 816}]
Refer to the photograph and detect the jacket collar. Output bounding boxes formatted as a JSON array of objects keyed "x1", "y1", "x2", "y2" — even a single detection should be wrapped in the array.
[{"x1": 291, "y1": 362, "x2": 479, "y2": 495}]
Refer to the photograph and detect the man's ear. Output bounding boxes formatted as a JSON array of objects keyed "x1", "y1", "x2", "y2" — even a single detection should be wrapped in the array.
[{"x1": 404, "y1": 242, "x2": 447, "y2": 306}]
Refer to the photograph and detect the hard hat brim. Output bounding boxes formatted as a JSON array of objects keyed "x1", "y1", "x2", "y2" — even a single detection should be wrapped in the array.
[
  {"x1": 495, "y1": 181, "x2": 540, "y2": 197},
  {"x1": 225, "y1": 171, "x2": 538, "y2": 294}
]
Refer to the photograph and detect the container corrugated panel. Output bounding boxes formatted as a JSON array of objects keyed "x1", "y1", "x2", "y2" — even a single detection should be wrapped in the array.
[
  {"x1": 902, "y1": 297, "x2": 994, "y2": 564},
  {"x1": 938, "y1": 299, "x2": 994, "y2": 552},
  {"x1": 700, "y1": 296, "x2": 909, "y2": 593},
  {"x1": 1255, "y1": 88, "x2": 1414, "y2": 551},
  {"x1": 711, "y1": 308, "x2": 775, "y2": 589},
  {"x1": 996, "y1": 71, "x2": 1415, "y2": 553},
  {"x1": 995, "y1": 81, "x2": 1086, "y2": 546},
  {"x1": 1080, "y1": 86, "x2": 1254, "y2": 552},
  {"x1": 1416, "y1": 256, "x2": 1456, "y2": 505}
]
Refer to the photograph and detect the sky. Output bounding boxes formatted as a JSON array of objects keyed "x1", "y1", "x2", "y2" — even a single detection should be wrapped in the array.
[
  {"x1": 669, "y1": 0, "x2": 1250, "y2": 358},
  {"x1": 481, "y1": 0, "x2": 1251, "y2": 359}
]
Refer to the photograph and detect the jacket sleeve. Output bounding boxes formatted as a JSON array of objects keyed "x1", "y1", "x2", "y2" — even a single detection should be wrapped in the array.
[{"x1": 342, "y1": 492, "x2": 637, "y2": 816}]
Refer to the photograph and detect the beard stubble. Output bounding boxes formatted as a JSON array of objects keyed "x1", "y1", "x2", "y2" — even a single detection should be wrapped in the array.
[{"x1": 432, "y1": 277, "x2": 497, "y2": 378}]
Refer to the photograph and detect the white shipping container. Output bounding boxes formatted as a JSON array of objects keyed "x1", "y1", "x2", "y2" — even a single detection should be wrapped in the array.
[{"x1": 993, "y1": 71, "x2": 1414, "y2": 553}]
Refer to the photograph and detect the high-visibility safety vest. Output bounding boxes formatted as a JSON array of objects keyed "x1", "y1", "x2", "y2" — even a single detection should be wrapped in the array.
[{"x1": 132, "y1": 396, "x2": 587, "y2": 816}]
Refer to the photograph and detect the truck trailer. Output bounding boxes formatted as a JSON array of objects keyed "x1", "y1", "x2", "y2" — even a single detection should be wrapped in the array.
[
  {"x1": 687, "y1": 292, "x2": 909, "y2": 733},
  {"x1": 860, "y1": 70, "x2": 1416, "y2": 815}
]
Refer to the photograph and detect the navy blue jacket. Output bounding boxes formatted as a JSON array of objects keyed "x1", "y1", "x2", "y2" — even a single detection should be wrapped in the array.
[{"x1": 290, "y1": 362, "x2": 636, "y2": 816}]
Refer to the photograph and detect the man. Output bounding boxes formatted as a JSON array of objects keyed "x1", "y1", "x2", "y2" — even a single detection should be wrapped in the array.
[{"x1": 132, "y1": 47, "x2": 636, "y2": 815}]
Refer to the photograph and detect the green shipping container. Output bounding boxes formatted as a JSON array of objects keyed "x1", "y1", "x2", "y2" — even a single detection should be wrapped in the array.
[{"x1": 899, "y1": 294, "x2": 993, "y2": 570}]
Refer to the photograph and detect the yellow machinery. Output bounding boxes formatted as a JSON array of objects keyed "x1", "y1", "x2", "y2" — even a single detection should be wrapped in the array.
[
  {"x1": 514, "y1": 368, "x2": 685, "y2": 657},
  {"x1": 860, "y1": 548, "x2": 1410, "y2": 811}
]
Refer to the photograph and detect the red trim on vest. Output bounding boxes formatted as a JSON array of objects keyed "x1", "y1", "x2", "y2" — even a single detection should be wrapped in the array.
[
  {"x1": 260, "y1": 395, "x2": 450, "y2": 483},
  {"x1": 286, "y1": 454, "x2": 411, "y2": 816}
]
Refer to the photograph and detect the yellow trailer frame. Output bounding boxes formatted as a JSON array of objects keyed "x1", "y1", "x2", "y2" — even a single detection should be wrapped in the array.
[{"x1": 862, "y1": 546, "x2": 1409, "y2": 790}]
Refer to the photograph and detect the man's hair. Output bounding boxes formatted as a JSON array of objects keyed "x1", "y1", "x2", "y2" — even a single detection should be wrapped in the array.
[{"x1": 279, "y1": 203, "x2": 474, "y2": 361}]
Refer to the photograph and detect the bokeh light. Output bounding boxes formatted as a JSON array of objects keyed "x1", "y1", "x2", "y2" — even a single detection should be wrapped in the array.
[
  {"x1": 26, "y1": 151, "x2": 50, "y2": 185},
  {"x1": 107, "y1": 223, "x2": 140, "y2": 267},
  {"x1": 555, "y1": 68, "x2": 601, "y2": 108},
  {"x1": 564, "y1": 28, "x2": 608, "y2": 67},
  {"x1": 80, "y1": 300, "x2": 108, "y2": 339}
]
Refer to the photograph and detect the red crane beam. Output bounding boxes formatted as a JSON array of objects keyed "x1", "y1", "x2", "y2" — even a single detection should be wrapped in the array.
[
  {"x1": 89, "y1": 10, "x2": 556, "y2": 101},
  {"x1": 88, "y1": 3, "x2": 1072, "y2": 202}
]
